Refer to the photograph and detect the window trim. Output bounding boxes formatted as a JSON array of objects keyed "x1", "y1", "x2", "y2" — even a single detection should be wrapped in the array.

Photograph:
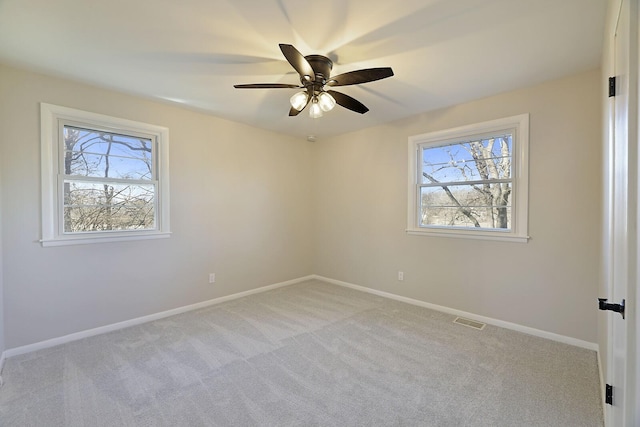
[
  {"x1": 40, "y1": 103, "x2": 171, "y2": 246},
  {"x1": 407, "y1": 114, "x2": 529, "y2": 243}
]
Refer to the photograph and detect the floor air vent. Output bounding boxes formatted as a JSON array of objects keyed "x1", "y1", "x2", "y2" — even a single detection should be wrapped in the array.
[{"x1": 453, "y1": 317, "x2": 486, "y2": 330}]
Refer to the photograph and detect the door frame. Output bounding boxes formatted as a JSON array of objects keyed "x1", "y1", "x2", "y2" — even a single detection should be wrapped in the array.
[{"x1": 602, "y1": 0, "x2": 639, "y2": 425}]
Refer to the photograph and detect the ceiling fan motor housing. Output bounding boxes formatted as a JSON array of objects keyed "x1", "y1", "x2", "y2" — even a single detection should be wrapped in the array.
[{"x1": 304, "y1": 55, "x2": 333, "y2": 93}]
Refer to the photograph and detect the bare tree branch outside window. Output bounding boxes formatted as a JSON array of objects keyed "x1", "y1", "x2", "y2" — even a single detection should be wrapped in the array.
[
  {"x1": 63, "y1": 126, "x2": 155, "y2": 233},
  {"x1": 420, "y1": 136, "x2": 512, "y2": 229}
]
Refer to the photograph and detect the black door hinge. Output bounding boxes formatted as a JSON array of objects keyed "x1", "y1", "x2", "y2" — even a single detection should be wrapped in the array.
[
  {"x1": 606, "y1": 384, "x2": 613, "y2": 405},
  {"x1": 609, "y1": 77, "x2": 616, "y2": 97},
  {"x1": 598, "y1": 298, "x2": 625, "y2": 319}
]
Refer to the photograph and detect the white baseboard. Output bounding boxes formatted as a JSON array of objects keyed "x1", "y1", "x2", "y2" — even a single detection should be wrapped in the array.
[
  {"x1": 313, "y1": 275, "x2": 599, "y2": 351},
  {"x1": 4, "y1": 275, "x2": 315, "y2": 359},
  {"x1": 3, "y1": 273, "x2": 598, "y2": 361}
]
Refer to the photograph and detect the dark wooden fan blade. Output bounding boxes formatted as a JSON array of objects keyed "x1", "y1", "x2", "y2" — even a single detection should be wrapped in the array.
[
  {"x1": 279, "y1": 44, "x2": 315, "y2": 82},
  {"x1": 327, "y1": 67, "x2": 394, "y2": 87},
  {"x1": 234, "y1": 83, "x2": 301, "y2": 89},
  {"x1": 289, "y1": 107, "x2": 301, "y2": 116},
  {"x1": 327, "y1": 90, "x2": 369, "y2": 114}
]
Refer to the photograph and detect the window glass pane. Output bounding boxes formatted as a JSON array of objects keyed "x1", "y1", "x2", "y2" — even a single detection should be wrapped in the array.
[
  {"x1": 63, "y1": 181, "x2": 155, "y2": 232},
  {"x1": 420, "y1": 184, "x2": 511, "y2": 229},
  {"x1": 63, "y1": 126, "x2": 153, "y2": 180},
  {"x1": 421, "y1": 136, "x2": 512, "y2": 184}
]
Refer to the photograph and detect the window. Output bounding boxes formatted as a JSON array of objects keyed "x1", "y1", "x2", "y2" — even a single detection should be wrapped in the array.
[
  {"x1": 41, "y1": 103, "x2": 170, "y2": 246},
  {"x1": 407, "y1": 114, "x2": 529, "y2": 242}
]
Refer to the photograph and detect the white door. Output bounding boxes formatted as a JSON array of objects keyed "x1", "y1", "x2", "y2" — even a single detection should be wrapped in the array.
[{"x1": 608, "y1": 0, "x2": 636, "y2": 425}]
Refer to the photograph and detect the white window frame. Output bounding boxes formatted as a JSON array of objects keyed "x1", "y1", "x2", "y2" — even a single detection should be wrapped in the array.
[
  {"x1": 40, "y1": 103, "x2": 171, "y2": 246},
  {"x1": 407, "y1": 114, "x2": 529, "y2": 243}
]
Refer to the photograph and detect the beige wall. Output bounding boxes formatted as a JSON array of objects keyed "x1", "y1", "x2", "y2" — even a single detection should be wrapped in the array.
[
  {"x1": 0, "y1": 64, "x2": 602, "y2": 350},
  {"x1": 313, "y1": 69, "x2": 602, "y2": 343},
  {"x1": 0, "y1": 138, "x2": 4, "y2": 357},
  {"x1": 0, "y1": 64, "x2": 314, "y2": 349}
]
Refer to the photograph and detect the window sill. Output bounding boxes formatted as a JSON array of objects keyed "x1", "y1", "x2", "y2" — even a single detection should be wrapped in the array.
[
  {"x1": 406, "y1": 229, "x2": 529, "y2": 243},
  {"x1": 40, "y1": 231, "x2": 171, "y2": 247}
]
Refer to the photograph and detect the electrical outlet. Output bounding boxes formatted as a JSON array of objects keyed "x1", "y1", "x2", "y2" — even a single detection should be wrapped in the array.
[
  {"x1": 398, "y1": 271, "x2": 404, "y2": 281},
  {"x1": 209, "y1": 273, "x2": 216, "y2": 284}
]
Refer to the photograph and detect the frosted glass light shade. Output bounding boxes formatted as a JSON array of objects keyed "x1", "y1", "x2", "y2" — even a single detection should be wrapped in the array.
[
  {"x1": 290, "y1": 91, "x2": 308, "y2": 111},
  {"x1": 317, "y1": 92, "x2": 336, "y2": 112},
  {"x1": 309, "y1": 99, "x2": 323, "y2": 118}
]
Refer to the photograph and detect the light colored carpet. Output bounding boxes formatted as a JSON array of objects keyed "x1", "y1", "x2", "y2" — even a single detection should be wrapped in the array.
[{"x1": 0, "y1": 279, "x2": 603, "y2": 426}]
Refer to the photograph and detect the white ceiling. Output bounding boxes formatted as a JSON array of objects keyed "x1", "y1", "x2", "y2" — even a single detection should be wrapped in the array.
[{"x1": 0, "y1": 0, "x2": 607, "y2": 140}]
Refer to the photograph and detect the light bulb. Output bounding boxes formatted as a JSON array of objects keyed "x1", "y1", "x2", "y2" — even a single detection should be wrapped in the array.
[
  {"x1": 290, "y1": 91, "x2": 308, "y2": 111},
  {"x1": 317, "y1": 92, "x2": 336, "y2": 112},
  {"x1": 309, "y1": 98, "x2": 323, "y2": 118}
]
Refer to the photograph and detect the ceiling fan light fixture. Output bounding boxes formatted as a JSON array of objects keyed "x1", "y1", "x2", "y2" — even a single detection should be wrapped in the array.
[
  {"x1": 317, "y1": 91, "x2": 336, "y2": 112},
  {"x1": 290, "y1": 91, "x2": 308, "y2": 111},
  {"x1": 309, "y1": 98, "x2": 323, "y2": 118},
  {"x1": 234, "y1": 44, "x2": 394, "y2": 117}
]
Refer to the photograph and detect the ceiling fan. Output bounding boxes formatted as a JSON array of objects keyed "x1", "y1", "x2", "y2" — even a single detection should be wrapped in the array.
[{"x1": 234, "y1": 44, "x2": 394, "y2": 118}]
